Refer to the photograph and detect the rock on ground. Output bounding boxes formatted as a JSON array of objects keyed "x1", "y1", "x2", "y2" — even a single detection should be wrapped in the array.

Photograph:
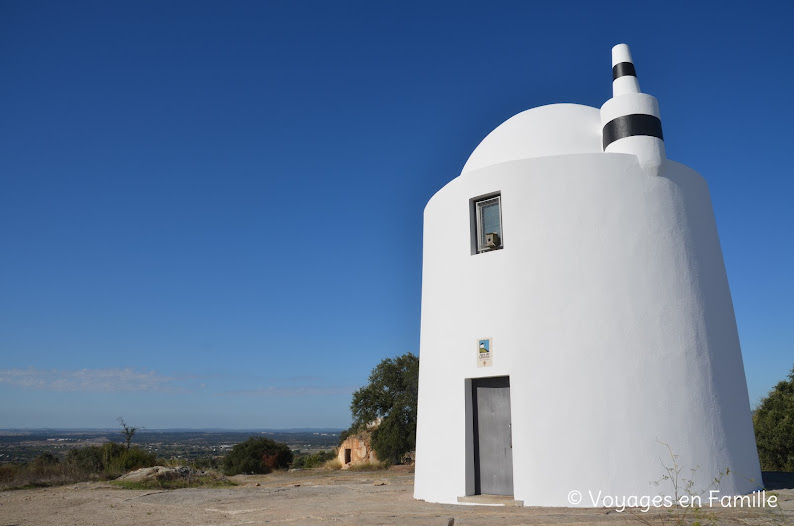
[{"x1": 116, "y1": 466, "x2": 205, "y2": 482}]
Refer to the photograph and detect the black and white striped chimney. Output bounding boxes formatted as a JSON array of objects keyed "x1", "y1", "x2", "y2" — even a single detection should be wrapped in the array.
[{"x1": 600, "y1": 44, "x2": 665, "y2": 173}]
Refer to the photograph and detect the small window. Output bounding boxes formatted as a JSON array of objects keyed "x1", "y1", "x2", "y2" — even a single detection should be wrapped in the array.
[{"x1": 473, "y1": 194, "x2": 503, "y2": 253}]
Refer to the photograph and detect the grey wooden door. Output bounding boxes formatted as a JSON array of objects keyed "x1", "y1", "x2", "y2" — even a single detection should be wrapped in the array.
[{"x1": 472, "y1": 376, "x2": 513, "y2": 495}]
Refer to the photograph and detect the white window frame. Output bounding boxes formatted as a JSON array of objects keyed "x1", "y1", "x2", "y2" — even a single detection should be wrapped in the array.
[{"x1": 473, "y1": 194, "x2": 503, "y2": 254}]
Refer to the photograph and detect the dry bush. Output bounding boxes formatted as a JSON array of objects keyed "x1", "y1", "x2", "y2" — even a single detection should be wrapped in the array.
[
  {"x1": 262, "y1": 453, "x2": 281, "y2": 472},
  {"x1": 322, "y1": 458, "x2": 342, "y2": 470},
  {"x1": 346, "y1": 461, "x2": 389, "y2": 471},
  {"x1": 0, "y1": 461, "x2": 95, "y2": 490},
  {"x1": 1, "y1": 445, "x2": 157, "y2": 491}
]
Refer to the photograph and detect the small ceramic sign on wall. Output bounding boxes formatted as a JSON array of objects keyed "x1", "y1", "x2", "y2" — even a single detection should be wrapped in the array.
[{"x1": 477, "y1": 338, "x2": 492, "y2": 367}]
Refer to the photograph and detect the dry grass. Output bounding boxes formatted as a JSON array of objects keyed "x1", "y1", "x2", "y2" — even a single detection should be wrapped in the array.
[
  {"x1": 0, "y1": 463, "x2": 99, "y2": 491},
  {"x1": 345, "y1": 461, "x2": 389, "y2": 471},
  {"x1": 319, "y1": 457, "x2": 393, "y2": 471},
  {"x1": 322, "y1": 458, "x2": 342, "y2": 470}
]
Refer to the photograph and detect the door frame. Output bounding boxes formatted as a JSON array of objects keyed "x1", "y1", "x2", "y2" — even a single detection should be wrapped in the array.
[{"x1": 465, "y1": 375, "x2": 513, "y2": 496}]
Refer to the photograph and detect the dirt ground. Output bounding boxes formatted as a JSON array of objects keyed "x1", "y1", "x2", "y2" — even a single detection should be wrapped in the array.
[{"x1": 1, "y1": 469, "x2": 792, "y2": 526}]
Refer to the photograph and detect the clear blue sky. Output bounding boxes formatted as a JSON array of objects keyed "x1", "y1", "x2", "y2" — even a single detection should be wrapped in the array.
[{"x1": 1, "y1": 1, "x2": 792, "y2": 429}]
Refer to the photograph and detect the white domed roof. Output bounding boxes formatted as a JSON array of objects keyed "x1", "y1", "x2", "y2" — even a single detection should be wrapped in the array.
[{"x1": 461, "y1": 103, "x2": 603, "y2": 174}]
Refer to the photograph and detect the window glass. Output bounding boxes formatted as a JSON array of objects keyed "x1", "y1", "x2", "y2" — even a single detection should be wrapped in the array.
[{"x1": 475, "y1": 195, "x2": 502, "y2": 252}]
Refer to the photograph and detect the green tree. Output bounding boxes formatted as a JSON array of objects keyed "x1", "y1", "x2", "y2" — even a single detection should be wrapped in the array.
[
  {"x1": 222, "y1": 437, "x2": 293, "y2": 476},
  {"x1": 350, "y1": 352, "x2": 419, "y2": 464},
  {"x1": 753, "y1": 364, "x2": 794, "y2": 471}
]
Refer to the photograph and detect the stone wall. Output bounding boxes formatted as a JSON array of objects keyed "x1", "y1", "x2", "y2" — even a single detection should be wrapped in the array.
[{"x1": 337, "y1": 431, "x2": 377, "y2": 468}]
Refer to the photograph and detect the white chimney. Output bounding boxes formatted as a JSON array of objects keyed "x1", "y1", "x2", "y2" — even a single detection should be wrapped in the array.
[{"x1": 600, "y1": 43, "x2": 666, "y2": 174}]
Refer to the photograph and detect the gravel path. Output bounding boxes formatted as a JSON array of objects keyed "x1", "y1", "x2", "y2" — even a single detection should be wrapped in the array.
[{"x1": 1, "y1": 470, "x2": 791, "y2": 525}]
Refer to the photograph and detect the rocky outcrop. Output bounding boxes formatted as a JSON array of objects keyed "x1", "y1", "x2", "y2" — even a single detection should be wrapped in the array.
[{"x1": 116, "y1": 466, "x2": 205, "y2": 482}]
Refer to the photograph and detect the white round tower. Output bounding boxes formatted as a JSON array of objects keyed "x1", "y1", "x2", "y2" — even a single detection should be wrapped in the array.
[{"x1": 414, "y1": 44, "x2": 761, "y2": 507}]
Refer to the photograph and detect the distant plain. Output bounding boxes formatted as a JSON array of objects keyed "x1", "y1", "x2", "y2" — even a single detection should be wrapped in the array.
[{"x1": 0, "y1": 429, "x2": 341, "y2": 464}]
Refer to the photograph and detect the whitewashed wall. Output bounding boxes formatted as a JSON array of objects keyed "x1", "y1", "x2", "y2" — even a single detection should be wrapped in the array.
[{"x1": 414, "y1": 105, "x2": 761, "y2": 506}]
